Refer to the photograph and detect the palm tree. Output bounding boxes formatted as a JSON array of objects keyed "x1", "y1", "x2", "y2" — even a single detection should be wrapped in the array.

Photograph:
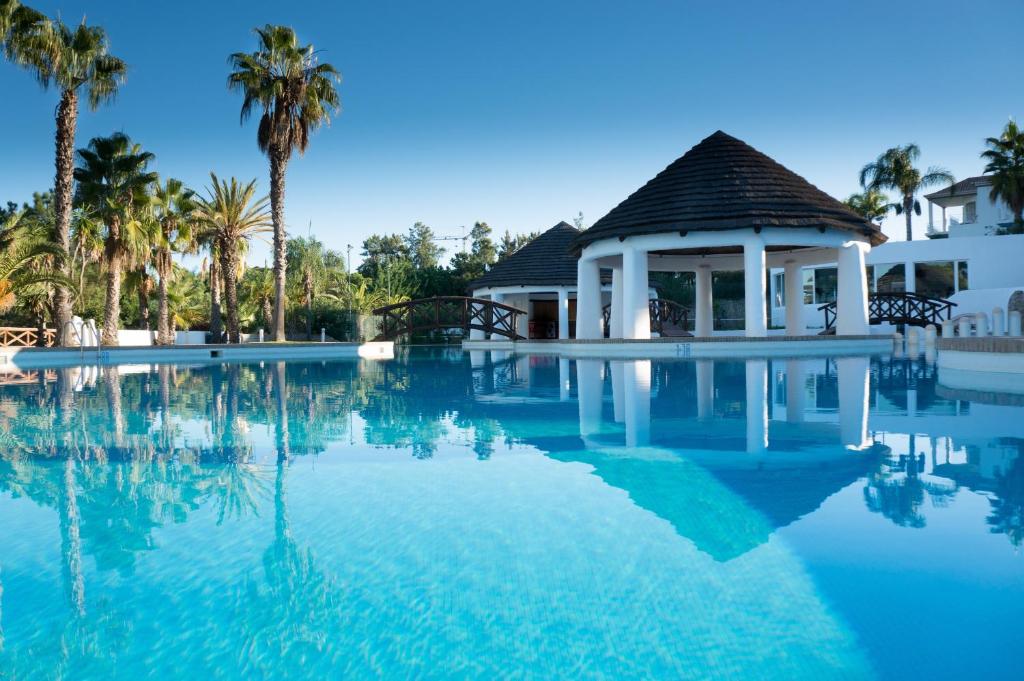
[
  {"x1": 73, "y1": 133, "x2": 158, "y2": 346},
  {"x1": 228, "y1": 25, "x2": 341, "y2": 341},
  {"x1": 287, "y1": 236, "x2": 328, "y2": 340},
  {"x1": 151, "y1": 179, "x2": 197, "y2": 344},
  {"x1": 860, "y1": 144, "x2": 954, "y2": 241},
  {"x1": 981, "y1": 119, "x2": 1024, "y2": 232},
  {"x1": 0, "y1": 236, "x2": 73, "y2": 317},
  {"x1": 240, "y1": 266, "x2": 275, "y2": 332},
  {"x1": 193, "y1": 174, "x2": 272, "y2": 344},
  {"x1": 843, "y1": 188, "x2": 891, "y2": 225},
  {"x1": 5, "y1": 12, "x2": 126, "y2": 346}
]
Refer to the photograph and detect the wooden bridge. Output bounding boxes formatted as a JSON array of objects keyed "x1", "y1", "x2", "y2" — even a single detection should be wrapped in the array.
[
  {"x1": 820, "y1": 292, "x2": 957, "y2": 333},
  {"x1": 372, "y1": 296, "x2": 527, "y2": 341},
  {"x1": 603, "y1": 299, "x2": 692, "y2": 337}
]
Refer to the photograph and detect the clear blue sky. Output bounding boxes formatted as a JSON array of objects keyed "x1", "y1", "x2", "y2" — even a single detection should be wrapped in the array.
[{"x1": 2, "y1": 0, "x2": 1022, "y2": 266}]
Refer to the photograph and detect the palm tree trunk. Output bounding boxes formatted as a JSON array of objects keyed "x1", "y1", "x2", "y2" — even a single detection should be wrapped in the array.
[
  {"x1": 156, "y1": 252, "x2": 172, "y2": 345},
  {"x1": 53, "y1": 89, "x2": 78, "y2": 347},
  {"x1": 904, "y1": 195, "x2": 914, "y2": 241},
  {"x1": 209, "y1": 256, "x2": 223, "y2": 342},
  {"x1": 305, "y1": 282, "x2": 313, "y2": 341},
  {"x1": 137, "y1": 269, "x2": 150, "y2": 331},
  {"x1": 270, "y1": 151, "x2": 289, "y2": 342},
  {"x1": 59, "y1": 457, "x2": 85, "y2": 616},
  {"x1": 220, "y1": 240, "x2": 241, "y2": 344},
  {"x1": 263, "y1": 298, "x2": 273, "y2": 333},
  {"x1": 273, "y1": 361, "x2": 289, "y2": 461},
  {"x1": 101, "y1": 219, "x2": 123, "y2": 347}
]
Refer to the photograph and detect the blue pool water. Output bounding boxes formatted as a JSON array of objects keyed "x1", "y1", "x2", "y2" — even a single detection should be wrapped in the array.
[{"x1": 0, "y1": 349, "x2": 1021, "y2": 680}]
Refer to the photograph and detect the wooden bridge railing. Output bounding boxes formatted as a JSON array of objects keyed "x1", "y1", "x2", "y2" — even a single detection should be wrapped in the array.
[
  {"x1": 603, "y1": 299, "x2": 692, "y2": 337},
  {"x1": 372, "y1": 296, "x2": 527, "y2": 341},
  {"x1": 0, "y1": 327, "x2": 55, "y2": 348},
  {"x1": 819, "y1": 292, "x2": 957, "y2": 331}
]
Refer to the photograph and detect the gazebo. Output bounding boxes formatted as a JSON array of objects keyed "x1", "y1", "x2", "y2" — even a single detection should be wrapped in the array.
[
  {"x1": 571, "y1": 131, "x2": 886, "y2": 339},
  {"x1": 469, "y1": 221, "x2": 634, "y2": 340}
]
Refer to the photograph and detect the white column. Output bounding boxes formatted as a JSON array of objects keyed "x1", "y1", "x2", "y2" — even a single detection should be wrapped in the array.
[
  {"x1": 623, "y1": 360, "x2": 651, "y2": 448},
  {"x1": 575, "y1": 259, "x2": 602, "y2": 340},
  {"x1": 746, "y1": 359, "x2": 768, "y2": 454},
  {"x1": 489, "y1": 292, "x2": 505, "y2": 340},
  {"x1": 695, "y1": 266, "x2": 713, "y2": 337},
  {"x1": 559, "y1": 357, "x2": 571, "y2": 401},
  {"x1": 622, "y1": 247, "x2": 650, "y2": 340},
  {"x1": 837, "y1": 356, "x2": 870, "y2": 450},
  {"x1": 785, "y1": 360, "x2": 805, "y2": 423},
  {"x1": 611, "y1": 360, "x2": 625, "y2": 422},
  {"x1": 743, "y1": 237, "x2": 767, "y2": 337},
  {"x1": 557, "y1": 289, "x2": 570, "y2": 339},
  {"x1": 784, "y1": 260, "x2": 805, "y2": 336},
  {"x1": 696, "y1": 360, "x2": 714, "y2": 420},
  {"x1": 928, "y1": 202, "x2": 934, "y2": 231},
  {"x1": 836, "y1": 241, "x2": 870, "y2": 336},
  {"x1": 517, "y1": 296, "x2": 530, "y2": 338},
  {"x1": 609, "y1": 266, "x2": 624, "y2": 339},
  {"x1": 576, "y1": 359, "x2": 603, "y2": 438}
]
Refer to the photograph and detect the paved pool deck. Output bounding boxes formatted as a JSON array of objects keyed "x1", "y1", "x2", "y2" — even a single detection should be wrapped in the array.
[
  {"x1": 463, "y1": 334, "x2": 895, "y2": 359},
  {"x1": 0, "y1": 341, "x2": 395, "y2": 369}
]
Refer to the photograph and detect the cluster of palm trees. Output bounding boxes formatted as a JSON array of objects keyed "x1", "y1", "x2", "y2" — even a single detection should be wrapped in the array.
[
  {"x1": 1, "y1": 1, "x2": 340, "y2": 345},
  {"x1": 844, "y1": 121, "x2": 1024, "y2": 238}
]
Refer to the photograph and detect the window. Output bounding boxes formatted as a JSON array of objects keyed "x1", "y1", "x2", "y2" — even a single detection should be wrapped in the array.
[
  {"x1": 964, "y1": 201, "x2": 977, "y2": 224},
  {"x1": 814, "y1": 268, "x2": 837, "y2": 305},
  {"x1": 802, "y1": 269, "x2": 814, "y2": 304},
  {"x1": 874, "y1": 263, "x2": 906, "y2": 293},
  {"x1": 915, "y1": 261, "x2": 955, "y2": 299},
  {"x1": 773, "y1": 273, "x2": 785, "y2": 307},
  {"x1": 957, "y1": 261, "x2": 969, "y2": 291}
]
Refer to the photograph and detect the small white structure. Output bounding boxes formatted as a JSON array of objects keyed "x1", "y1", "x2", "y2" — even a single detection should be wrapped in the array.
[
  {"x1": 571, "y1": 131, "x2": 884, "y2": 339},
  {"x1": 469, "y1": 222, "x2": 655, "y2": 340}
]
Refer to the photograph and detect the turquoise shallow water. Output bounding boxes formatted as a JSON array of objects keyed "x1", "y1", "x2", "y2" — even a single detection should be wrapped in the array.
[{"x1": 0, "y1": 349, "x2": 1021, "y2": 680}]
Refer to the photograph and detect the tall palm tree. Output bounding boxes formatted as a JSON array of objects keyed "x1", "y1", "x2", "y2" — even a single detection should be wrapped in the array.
[
  {"x1": 981, "y1": 119, "x2": 1024, "y2": 232},
  {"x1": 860, "y1": 144, "x2": 954, "y2": 241},
  {"x1": 228, "y1": 25, "x2": 341, "y2": 341},
  {"x1": 843, "y1": 188, "x2": 891, "y2": 225},
  {"x1": 73, "y1": 133, "x2": 157, "y2": 346},
  {"x1": 193, "y1": 174, "x2": 272, "y2": 344},
  {"x1": 5, "y1": 12, "x2": 126, "y2": 346},
  {"x1": 151, "y1": 178, "x2": 196, "y2": 344}
]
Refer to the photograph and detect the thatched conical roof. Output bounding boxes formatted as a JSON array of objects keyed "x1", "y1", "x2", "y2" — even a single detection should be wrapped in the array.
[
  {"x1": 469, "y1": 222, "x2": 585, "y2": 290},
  {"x1": 573, "y1": 131, "x2": 885, "y2": 251}
]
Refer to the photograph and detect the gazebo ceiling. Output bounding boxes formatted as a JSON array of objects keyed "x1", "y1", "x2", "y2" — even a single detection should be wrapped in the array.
[{"x1": 573, "y1": 131, "x2": 886, "y2": 252}]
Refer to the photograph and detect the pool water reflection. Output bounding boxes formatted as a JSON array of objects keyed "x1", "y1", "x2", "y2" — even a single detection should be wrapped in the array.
[{"x1": 0, "y1": 350, "x2": 1021, "y2": 680}]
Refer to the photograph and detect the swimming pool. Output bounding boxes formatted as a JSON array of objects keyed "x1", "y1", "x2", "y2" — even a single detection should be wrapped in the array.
[{"x1": 0, "y1": 349, "x2": 1021, "y2": 679}]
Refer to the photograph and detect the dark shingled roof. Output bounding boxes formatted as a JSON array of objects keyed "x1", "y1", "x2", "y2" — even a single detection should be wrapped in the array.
[
  {"x1": 573, "y1": 131, "x2": 886, "y2": 251},
  {"x1": 469, "y1": 221, "x2": 585, "y2": 290},
  {"x1": 924, "y1": 175, "x2": 989, "y2": 200}
]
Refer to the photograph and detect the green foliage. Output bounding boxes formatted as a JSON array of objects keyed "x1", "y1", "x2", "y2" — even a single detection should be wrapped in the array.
[
  {"x1": 843, "y1": 188, "x2": 892, "y2": 224},
  {"x1": 982, "y1": 119, "x2": 1024, "y2": 228}
]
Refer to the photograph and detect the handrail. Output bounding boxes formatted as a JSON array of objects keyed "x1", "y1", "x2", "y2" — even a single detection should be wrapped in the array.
[{"x1": 819, "y1": 292, "x2": 958, "y2": 330}]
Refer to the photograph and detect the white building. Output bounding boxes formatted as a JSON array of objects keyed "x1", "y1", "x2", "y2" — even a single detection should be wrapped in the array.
[
  {"x1": 769, "y1": 175, "x2": 1024, "y2": 332},
  {"x1": 924, "y1": 175, "x2": 1016, "y2": 239}
]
